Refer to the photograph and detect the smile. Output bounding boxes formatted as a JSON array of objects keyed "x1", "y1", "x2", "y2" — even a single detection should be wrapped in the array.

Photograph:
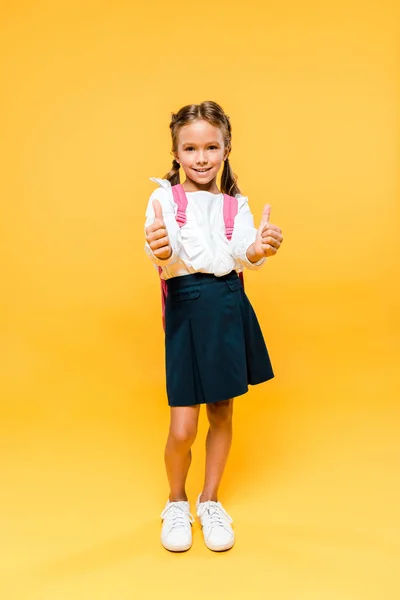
[{"x1": 193, "y1": 168, "x2": 211, "y2": 173}]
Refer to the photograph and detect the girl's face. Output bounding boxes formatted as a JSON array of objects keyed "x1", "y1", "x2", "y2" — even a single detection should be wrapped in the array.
[{"x1": 174, "y1": 119, "x2": 229, "y2": 191}]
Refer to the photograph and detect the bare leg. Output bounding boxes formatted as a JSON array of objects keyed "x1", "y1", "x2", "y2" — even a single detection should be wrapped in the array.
[
  {"x1": 200, "y1": 399, "x2": 234, "y2": 502},
  {"x1": 164, "y1": 405, "x2": 201, "y2": 502}
]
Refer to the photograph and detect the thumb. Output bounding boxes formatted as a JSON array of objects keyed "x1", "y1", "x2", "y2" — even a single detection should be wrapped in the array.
[
  {"x1": 260, "y1": 204, "x2": 271, "y2": 226},
  {"x1": 152, "y1": 199, "x2": 164, "y2": 222}
]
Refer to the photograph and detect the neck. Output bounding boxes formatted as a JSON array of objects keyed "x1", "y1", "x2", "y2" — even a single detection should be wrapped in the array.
[{"x1": 182, "y1": 176, "x2": 220, "y2": 194}]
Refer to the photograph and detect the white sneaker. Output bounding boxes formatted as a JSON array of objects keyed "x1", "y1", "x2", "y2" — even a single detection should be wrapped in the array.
[
  {"x1": 160, "y1": 500, "x2": 194, "y2": 552},
  {"x1": 196, "y1": 494, "x2": 235, "y2": 552}
]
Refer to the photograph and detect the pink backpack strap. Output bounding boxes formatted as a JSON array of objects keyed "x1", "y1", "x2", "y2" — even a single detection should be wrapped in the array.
[
  {"x1": 223, "y1": 194, "x2": 245, "y2": 290},
  {"x1": 171, "y1": 184, "x2": 188, "y2": 227},
  {"x1": 159, "y1": 268, "x2": 168, "y2": 331},
  {"x1": 223, "y1": 194, "x2": 238, "y2": 240}
]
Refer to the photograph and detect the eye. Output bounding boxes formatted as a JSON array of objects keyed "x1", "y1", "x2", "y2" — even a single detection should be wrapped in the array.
[
  {"x1": 185, "y1": 147, "x2": 195, "y2": 151},
  {"x1": 208, "y1": 145, "x2": 218, "y2": 150}
]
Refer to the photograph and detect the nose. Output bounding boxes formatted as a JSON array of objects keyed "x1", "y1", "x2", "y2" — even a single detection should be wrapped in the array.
[{"x1": 196, "y1": 151, "x2": 208, "y2": 165}]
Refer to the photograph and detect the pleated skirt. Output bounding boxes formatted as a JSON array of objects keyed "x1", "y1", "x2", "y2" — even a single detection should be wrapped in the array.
[{"x1": 164, "y1": 271, "x2": 274, "y2": 407}]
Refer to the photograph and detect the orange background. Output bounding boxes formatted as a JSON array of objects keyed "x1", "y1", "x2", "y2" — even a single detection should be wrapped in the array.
[{"x1": 1, "y1": 1, "x2": 399, "y2": 599}]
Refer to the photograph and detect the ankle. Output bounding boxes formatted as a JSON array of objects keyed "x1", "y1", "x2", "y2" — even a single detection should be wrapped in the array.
[
  {"x1": 199, "y1": 492, "x2": 218, "y2": 503},
  {"x1": 169, "y1": 494, "x2": 188, "y2": 502}
]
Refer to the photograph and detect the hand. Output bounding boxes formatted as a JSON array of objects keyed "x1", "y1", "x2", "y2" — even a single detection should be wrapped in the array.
[
  {"x1": 145, "y1": 199, "x2": 172, "y2": 260},
  {"x1": 247, "y1": 204, "x2": 283, "y2": 263}
]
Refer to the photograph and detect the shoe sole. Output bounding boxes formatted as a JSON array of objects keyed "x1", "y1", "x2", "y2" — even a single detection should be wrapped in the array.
[
  {"x1": 204, "y1": 539, "x2": 235, "y2": 552},
  {"x1": 161, "y1": 541, "x2": 192, "y2": 552}
]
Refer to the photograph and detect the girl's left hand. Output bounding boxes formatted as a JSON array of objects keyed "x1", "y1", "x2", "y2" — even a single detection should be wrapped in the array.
[{"x1": 247, "y1": 205, "x2": 283, "y2": 263}]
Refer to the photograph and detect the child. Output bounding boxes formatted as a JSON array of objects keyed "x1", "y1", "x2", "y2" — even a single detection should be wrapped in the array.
[{"x1": 144, "y1": 101, "x2": 283, "y2": 553}]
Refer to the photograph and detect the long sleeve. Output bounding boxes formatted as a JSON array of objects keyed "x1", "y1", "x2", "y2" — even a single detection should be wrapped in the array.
[
  {"x1": 231, "y1": 195, "x2": 266, "y2": 270},
  {"x1": 144, "y1": 182, "x2": 182, "y2": 267}
]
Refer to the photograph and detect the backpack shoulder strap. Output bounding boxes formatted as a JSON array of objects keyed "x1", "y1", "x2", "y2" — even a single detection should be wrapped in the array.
[
  {"x1": 223, "y1": 194, "x2": 238, "y2": 240},
  {"x1": 158, "y1": 269, "x2": 168, "y2": 331},
  {"x1": 223, "y1": 193, "x2": 245, "y2": 290},
  {"x1": 171, "y1": 184, "x2": 188, "y2": 227}
]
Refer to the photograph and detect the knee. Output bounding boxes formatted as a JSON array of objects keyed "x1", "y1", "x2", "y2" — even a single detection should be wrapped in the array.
[
  {"x1": 168, "y1": 424, "x2": 197, "y2": 449},
  {"x1": 207, "y1": 399, "x2": 233, "y2": 428}
]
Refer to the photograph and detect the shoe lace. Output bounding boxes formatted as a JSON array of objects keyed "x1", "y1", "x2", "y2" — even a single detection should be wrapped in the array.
[
  {"x1": 161, "y1": 502, "x2": 194, "y2": 531},
  {"x1": 198, "y1": 501, "x2": 233, "y2": 530}
]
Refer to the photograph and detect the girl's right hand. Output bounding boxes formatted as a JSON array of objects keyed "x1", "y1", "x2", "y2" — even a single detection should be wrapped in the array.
[{"x1": 145, "y1": 199, "x2": 172, "y2": 260}]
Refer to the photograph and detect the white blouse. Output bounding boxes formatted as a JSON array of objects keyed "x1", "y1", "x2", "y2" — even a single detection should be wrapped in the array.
[{"x1": 144, "y1": 177, "x2": 266, "y2": 279}]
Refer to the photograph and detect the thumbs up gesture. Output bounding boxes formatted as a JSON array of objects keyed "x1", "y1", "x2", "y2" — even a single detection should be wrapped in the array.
[
  {"x1": 145, "y1": 199, "x2": 172, "y2": 260},
  {"x1": 247, "y1": 204, "x2": 283, "y2": 263}
]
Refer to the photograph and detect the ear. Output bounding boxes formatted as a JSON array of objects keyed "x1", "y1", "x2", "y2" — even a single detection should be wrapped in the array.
[
  {"x1": 224, "y1": 147, "x2": 230, "y2": 161},
  {"x1": 171, "y1": 151, "x2": 180, "y2": 164}
]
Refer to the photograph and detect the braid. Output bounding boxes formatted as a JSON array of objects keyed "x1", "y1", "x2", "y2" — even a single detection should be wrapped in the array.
[
  {"x1": 219, "y1": 111, "x2": 240, "y2": 195},
  {"x1": 221, "y1": 157, "x2": 241, "y2": 196},
  {"x1": 225, "y1": 113, "x2": 232, "y2": 138},
  {"x1": 163, "y1": 158, "x2": 180, "y2": 186}
]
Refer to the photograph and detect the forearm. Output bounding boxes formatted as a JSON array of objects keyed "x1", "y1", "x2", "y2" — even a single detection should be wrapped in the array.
[
  {"x1": 144, "y1": 190, "x2": 182, "y2": 267},
  {"x1": 230, "y1": 196, "x2": 266, "y2": 271},
  {"x1": 231, "y1": 237, "x2": 266, "y2": 271}
]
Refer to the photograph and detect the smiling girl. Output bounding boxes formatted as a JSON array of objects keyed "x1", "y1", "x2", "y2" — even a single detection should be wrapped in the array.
[{"x1": 144, "y1": 101, "x2": 283, "y2": 553}]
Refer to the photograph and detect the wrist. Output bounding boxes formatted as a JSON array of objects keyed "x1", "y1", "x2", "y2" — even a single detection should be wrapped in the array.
[{"x1": 246, "y1": 243, "x2": 264, "y2": 264}]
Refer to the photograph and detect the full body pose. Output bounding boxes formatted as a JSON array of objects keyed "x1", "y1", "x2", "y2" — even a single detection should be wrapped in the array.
[{"x1": 144, "y1": 101, "x2": 283, "y2": 552}]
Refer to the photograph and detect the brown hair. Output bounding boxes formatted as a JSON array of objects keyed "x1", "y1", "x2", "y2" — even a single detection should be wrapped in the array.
[{"x1": 163, "y1": 100, "x2": 241, "y2": 196}]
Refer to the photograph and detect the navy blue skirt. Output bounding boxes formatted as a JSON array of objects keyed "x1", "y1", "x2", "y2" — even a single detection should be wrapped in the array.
[{"x1": 164, "y1": 271, "x2": 274, "y2": 407}]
